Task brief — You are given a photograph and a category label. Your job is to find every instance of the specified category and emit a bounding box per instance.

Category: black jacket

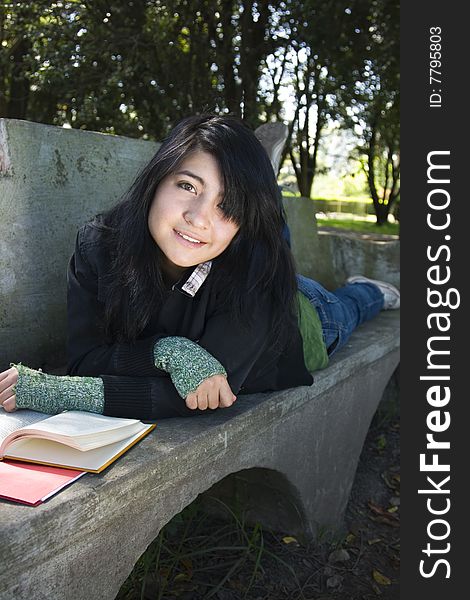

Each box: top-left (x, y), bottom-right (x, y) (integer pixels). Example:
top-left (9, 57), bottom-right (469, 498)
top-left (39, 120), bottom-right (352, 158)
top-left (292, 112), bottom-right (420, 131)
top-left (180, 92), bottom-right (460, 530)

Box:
top-left (67, 221), bottom-right (313, 420)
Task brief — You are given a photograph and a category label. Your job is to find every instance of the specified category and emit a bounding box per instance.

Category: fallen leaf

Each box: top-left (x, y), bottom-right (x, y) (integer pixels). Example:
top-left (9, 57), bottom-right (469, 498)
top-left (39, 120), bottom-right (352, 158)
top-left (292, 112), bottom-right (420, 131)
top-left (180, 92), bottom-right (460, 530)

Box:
top-left (368, 501), bottom-right (399, 523)
top-left (387, 506), bottom-right (398, 513)
top-left (345, 533), bottom-right (356, 544)
top-left (174, 573), bottom-right (189, 582)
top-left (368, 538), bottom-right (382, 545)
top-left (370, 516), bottom-right (400, 528)
top-left (282, 536), bottom-right (298, 544)
top-left (328, 548), bottom-right (350, 563)
top-left (373, 570), bottom-right (391, 586)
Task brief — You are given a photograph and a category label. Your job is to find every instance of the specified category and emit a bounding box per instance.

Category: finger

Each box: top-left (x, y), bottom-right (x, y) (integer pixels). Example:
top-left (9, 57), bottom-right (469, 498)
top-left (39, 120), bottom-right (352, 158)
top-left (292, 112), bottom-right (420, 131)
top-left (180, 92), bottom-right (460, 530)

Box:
top-left (0, 366), bottom-right (16, 382)
top-left (216, 377), bottom-right (236, 408)
top-left (207, 388), bottom-right (220, 410)
top-left (2, 396), bottom-right (16, 412)
top-left (185, 393), bottom-right (198, 410)
top-left (0, 382), bottom-right (17, 405)
top-left (197, 393), bottom-right (208, 411)
top-left (0, 368), bottom-right (17, 392)
top-left (219, 385), bottom-right (236, 408)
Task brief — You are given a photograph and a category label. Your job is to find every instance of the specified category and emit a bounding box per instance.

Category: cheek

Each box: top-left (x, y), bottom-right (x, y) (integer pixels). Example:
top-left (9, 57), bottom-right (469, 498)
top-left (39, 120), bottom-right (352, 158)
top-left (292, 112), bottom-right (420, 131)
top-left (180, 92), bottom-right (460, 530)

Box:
top-left (219, 223), bottom-right (239, 249)
top-left (148, 194), bottom-right (172, 231)
top-left (147, 203), bottom-right (159, 235)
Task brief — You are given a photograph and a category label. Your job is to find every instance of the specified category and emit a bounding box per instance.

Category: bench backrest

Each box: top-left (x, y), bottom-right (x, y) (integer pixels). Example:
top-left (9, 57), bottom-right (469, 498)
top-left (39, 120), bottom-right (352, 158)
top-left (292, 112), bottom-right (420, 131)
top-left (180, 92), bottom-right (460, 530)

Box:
top-left (1, 119), bottom-right (319, 368)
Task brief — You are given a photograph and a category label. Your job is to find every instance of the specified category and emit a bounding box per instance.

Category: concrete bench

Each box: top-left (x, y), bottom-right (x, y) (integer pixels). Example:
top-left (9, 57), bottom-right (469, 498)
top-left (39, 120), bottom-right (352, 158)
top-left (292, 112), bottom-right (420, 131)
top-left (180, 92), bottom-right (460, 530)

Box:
top-left (0, 311), bottom-right (399, 600)
top-left (0, 119), bottom-right (400, 599)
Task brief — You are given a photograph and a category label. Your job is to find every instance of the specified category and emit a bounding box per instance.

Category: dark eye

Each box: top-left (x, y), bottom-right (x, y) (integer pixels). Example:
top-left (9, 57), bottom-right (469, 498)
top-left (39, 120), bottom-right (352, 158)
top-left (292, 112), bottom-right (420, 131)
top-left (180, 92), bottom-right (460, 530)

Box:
top-left (178, 181), bottom-right (196, 193)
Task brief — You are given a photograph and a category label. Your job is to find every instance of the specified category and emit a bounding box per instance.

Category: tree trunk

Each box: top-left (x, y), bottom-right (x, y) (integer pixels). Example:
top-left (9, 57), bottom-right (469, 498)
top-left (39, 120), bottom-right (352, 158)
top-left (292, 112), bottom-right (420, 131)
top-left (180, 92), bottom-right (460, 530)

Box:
top-left (218, 0), bottom-right (240, 116)
top-left (7, 37), bottom-right (31, 119)
top-left (367, 121), bottom-right (390, 226)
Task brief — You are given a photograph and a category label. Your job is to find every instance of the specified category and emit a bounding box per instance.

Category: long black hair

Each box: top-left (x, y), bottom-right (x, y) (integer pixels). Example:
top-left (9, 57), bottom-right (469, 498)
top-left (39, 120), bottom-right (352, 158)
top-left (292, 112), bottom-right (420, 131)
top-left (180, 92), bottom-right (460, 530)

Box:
top-left (95, 114), bottom-right (299, 345)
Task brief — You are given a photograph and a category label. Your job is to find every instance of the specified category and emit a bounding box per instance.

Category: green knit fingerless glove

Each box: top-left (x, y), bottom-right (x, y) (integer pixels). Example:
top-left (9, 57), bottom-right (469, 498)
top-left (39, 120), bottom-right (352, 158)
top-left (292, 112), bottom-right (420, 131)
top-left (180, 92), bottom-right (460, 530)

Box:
top-left (12, 364), bottom-right (105, 415)
top-left (153, 337), bottom-right (227, 399)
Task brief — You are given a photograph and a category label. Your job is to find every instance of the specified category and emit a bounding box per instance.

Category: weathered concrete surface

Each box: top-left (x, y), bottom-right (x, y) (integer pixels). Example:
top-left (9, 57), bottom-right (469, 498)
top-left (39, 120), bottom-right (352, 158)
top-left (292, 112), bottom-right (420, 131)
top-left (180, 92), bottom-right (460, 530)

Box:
top-left (281, 195), bottom-right (323, 279)
top-left (282, 195), bottom-right (400, 289)
top-left (0, 119), bottom-right (159, 369)
top-left (316, 231), bottom-right (400, 290)
top-left (0, 312), bottom-right (399, 600)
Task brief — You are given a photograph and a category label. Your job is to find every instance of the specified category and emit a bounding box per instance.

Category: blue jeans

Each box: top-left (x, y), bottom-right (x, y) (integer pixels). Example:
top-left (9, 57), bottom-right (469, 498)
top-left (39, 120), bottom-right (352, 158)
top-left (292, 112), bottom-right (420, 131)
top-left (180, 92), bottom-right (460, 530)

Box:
top-left (296, 275), bottom-right (384, 357)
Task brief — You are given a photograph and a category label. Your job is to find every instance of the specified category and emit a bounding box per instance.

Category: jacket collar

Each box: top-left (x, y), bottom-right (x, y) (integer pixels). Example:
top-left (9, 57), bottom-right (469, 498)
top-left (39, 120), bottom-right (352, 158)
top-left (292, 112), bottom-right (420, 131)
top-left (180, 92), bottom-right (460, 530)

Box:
top-left (173, 261), bottom-right (213, 297)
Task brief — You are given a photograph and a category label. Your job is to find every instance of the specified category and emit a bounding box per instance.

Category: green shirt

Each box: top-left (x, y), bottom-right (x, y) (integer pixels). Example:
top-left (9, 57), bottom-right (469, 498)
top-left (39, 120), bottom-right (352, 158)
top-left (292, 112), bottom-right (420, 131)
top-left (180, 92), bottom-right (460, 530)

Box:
top-left (296, 291), bottom-right (329, 372)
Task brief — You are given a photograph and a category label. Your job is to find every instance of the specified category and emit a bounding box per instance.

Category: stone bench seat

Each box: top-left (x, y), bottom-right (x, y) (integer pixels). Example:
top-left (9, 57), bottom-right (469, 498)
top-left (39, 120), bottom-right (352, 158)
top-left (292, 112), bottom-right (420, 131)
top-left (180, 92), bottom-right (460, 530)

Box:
top-left (0, 311), bottom-right (399, 600)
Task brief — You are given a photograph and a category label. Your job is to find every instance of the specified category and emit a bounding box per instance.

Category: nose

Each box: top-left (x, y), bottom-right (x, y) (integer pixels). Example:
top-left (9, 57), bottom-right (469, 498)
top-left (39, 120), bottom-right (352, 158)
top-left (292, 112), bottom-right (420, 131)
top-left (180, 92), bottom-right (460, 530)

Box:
top-left (183, 195), bottom-right (212, 229)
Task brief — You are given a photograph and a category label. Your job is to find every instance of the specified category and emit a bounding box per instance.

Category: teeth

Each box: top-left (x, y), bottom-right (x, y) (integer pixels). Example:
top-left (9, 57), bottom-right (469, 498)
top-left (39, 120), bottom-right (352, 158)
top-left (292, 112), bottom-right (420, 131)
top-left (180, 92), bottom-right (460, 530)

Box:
top-left (177, 231), bottom-right (202, 243)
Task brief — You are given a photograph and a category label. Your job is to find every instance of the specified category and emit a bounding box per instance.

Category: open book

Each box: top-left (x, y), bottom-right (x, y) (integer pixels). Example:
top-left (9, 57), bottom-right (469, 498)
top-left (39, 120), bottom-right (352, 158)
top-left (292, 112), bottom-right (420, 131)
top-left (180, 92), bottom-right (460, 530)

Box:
top-left (0, 410), bottom-right (156, 473)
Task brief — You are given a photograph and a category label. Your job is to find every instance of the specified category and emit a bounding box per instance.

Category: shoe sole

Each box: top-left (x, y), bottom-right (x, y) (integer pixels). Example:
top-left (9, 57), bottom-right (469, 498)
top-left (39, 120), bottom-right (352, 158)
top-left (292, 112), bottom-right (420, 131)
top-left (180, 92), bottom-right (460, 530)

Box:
top-left (346, 275), bottom-right (400, 308)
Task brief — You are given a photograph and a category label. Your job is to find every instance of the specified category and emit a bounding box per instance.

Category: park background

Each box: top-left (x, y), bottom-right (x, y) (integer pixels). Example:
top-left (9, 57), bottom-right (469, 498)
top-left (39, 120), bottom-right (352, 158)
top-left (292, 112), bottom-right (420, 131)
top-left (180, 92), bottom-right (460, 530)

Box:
top-left (1, 1), bottom-right (400, 599)
top-left (1, 0), bottom-right (399, 232)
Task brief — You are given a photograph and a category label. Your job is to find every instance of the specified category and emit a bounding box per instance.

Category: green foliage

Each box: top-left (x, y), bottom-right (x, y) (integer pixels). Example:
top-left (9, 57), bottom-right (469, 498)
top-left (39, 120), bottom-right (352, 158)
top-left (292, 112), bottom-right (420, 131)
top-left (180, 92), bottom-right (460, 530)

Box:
top-left (1, 1), bottom-right (399, 210)
top-left (333, 0), bottom-right (400, 224)
top-left (1, 1), bottom-right (285, 136)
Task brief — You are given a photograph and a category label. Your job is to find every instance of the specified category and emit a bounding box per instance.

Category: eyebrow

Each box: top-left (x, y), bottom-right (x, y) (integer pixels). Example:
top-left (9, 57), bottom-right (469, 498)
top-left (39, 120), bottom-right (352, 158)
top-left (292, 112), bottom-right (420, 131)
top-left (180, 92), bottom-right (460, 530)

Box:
top-left (174, 170), bottom-right (205, 185)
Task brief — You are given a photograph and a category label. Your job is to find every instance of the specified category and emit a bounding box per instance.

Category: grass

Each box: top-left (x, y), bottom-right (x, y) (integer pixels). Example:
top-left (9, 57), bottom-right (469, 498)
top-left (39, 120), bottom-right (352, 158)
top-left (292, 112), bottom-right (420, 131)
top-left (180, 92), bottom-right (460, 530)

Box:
top-left (316, 216), bottom-right (399, 236)
top-left (116, 497), bottom-right (305, 600)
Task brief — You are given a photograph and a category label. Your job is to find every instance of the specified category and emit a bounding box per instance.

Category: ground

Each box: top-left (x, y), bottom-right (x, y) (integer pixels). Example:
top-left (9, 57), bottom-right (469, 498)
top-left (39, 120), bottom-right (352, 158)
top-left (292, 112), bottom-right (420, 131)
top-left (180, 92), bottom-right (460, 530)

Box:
top-left (117, 374), bottom-right (400, 600)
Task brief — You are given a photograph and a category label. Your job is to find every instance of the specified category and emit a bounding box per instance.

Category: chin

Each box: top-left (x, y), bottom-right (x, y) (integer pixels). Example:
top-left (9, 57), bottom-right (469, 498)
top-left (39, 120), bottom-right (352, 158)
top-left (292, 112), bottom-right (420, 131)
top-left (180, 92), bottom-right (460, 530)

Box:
top-left (172, 255), bottom-right (206, 268)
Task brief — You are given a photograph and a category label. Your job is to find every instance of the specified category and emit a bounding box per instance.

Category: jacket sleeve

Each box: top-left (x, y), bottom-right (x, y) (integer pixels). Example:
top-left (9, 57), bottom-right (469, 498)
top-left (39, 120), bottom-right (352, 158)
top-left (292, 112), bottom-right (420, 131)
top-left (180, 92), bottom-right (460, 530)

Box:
top-left (102, 289), bottom-right (277, 419)
top-left (101, 374), bottom-right (210, 420)
top-left (66, 229), bottom-right (164, 378)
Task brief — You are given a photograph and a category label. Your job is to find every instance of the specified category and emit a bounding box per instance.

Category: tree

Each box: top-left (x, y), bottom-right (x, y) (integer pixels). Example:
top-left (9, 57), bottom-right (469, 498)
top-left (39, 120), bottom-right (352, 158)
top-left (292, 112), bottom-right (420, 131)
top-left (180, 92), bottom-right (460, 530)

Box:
top-left (260, 0), bottom-right (371, 198)
top-left (335, 0), bottom-right (400, 225)
top-left (1, 1), bottom-right (283, 137)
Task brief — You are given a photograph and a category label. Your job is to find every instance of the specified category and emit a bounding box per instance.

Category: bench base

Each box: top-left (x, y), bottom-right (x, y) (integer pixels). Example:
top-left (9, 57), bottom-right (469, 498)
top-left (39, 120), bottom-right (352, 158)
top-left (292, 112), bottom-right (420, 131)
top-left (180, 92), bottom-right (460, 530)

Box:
top-left (0, 312), bottom-right (399, 600)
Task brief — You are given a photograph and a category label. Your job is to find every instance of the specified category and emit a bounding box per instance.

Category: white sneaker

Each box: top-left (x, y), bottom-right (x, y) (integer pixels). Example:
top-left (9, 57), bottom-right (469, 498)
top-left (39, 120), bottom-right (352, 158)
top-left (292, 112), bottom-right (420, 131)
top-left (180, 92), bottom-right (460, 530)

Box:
top-left (346, 275), bottom-right (400, 310)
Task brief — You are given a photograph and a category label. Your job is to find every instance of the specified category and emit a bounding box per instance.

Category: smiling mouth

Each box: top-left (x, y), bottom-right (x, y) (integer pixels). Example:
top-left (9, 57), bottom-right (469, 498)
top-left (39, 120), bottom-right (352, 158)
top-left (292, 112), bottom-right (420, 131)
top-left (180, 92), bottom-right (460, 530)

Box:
top-left (174, 230), bottom-right (207, 245)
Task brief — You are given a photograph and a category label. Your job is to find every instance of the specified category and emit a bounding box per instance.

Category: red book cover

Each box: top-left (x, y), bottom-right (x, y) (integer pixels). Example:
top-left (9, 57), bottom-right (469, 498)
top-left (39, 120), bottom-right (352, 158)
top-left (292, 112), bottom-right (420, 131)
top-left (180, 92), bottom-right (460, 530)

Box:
top-left (0, 460), bottom-right (85, 506)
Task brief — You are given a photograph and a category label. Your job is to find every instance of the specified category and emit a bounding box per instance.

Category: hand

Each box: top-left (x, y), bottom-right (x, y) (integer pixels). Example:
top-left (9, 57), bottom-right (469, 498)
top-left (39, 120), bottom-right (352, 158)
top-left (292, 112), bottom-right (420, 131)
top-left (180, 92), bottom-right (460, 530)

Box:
top-left (185, 374), bottom-right (236, 411)
top-left (0, 367), bottom-right (18, 412)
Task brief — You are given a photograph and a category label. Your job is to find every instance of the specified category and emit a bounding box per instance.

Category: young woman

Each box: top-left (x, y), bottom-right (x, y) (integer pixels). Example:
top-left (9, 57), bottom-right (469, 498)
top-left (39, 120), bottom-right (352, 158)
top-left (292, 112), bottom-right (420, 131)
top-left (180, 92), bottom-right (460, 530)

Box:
top-left (0, 114), bottom-right (399, 419)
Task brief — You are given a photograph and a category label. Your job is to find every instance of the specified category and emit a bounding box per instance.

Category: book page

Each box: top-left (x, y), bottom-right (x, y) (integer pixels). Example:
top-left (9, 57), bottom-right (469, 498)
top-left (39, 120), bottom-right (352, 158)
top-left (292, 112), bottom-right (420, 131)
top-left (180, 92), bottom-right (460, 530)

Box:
top-left (5, 424), bottom-right (155, 472)
top-left (0, 410), bottom-right (51, 446)
top-left (10, 411), bottom-right (146, 451)
top-left (22, 411), bottom-right (142, 438)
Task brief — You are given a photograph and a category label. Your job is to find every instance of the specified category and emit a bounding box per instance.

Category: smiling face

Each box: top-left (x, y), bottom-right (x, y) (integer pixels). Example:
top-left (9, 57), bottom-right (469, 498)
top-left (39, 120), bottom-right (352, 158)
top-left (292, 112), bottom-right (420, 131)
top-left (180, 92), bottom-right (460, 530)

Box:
top-left (148, 150), bottom-right (240, 283)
